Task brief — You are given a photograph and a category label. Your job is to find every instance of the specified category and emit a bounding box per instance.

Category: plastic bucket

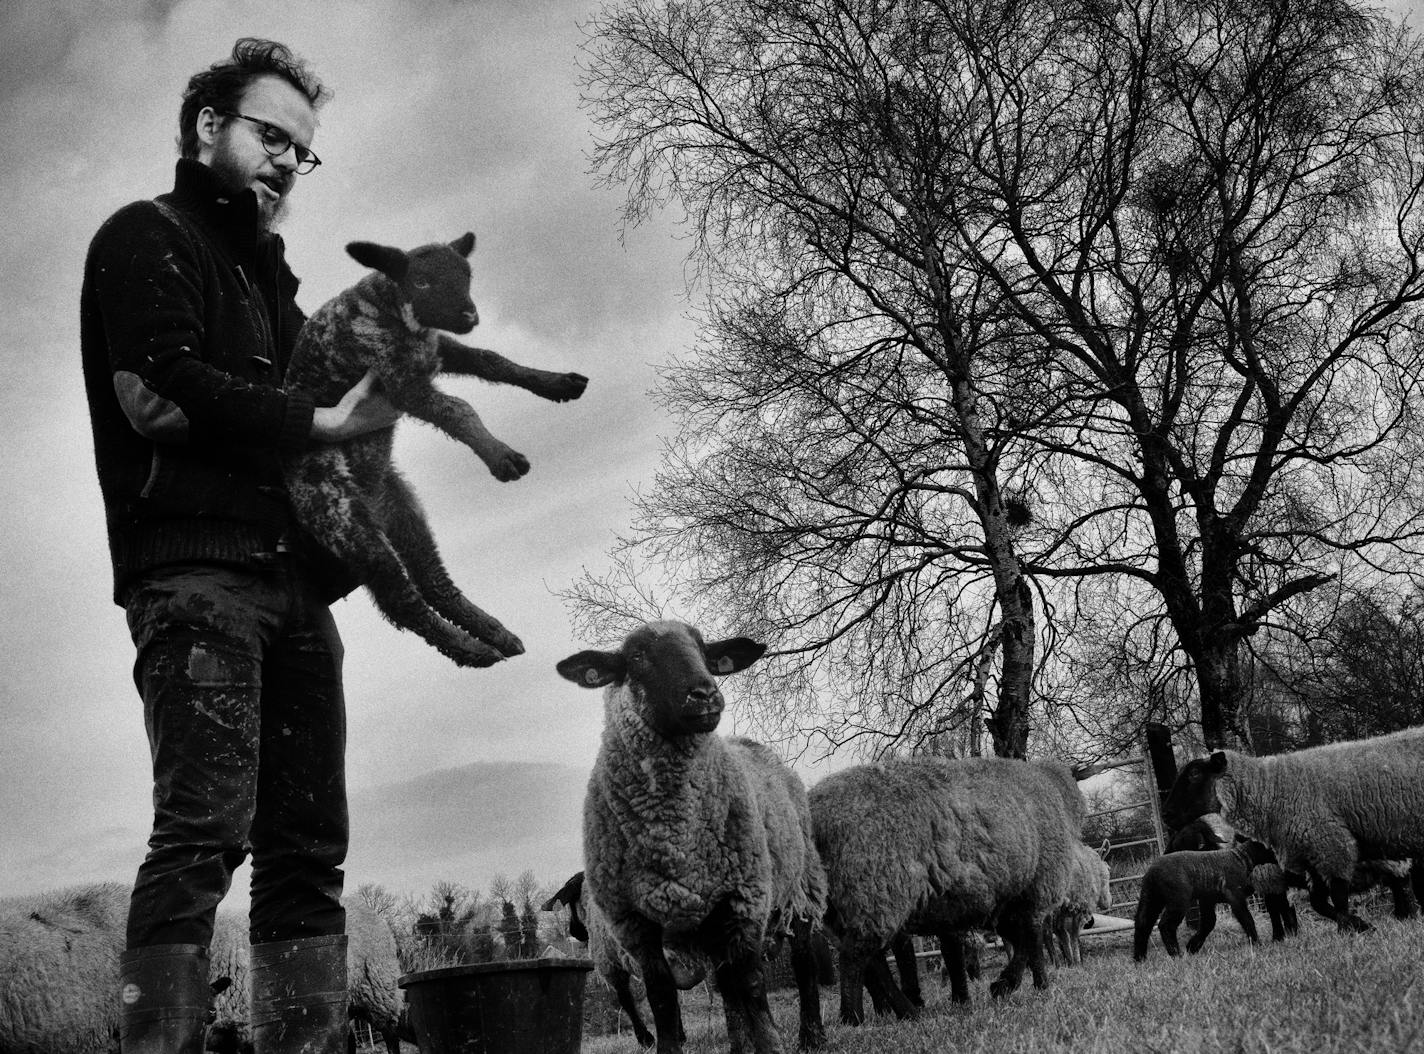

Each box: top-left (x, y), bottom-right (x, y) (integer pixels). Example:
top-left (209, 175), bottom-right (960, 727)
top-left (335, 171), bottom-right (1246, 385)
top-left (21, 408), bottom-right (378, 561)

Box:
top-left (398, 958), bottom-right (595, 1054)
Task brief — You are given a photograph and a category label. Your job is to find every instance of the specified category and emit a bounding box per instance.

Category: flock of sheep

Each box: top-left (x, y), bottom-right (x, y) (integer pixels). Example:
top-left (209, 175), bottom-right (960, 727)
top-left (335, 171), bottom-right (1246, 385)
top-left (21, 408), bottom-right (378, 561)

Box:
top-left (557, 620), bottom-right (1424, 1054)
top-left (6, 617), bottom-right (1424, 1054)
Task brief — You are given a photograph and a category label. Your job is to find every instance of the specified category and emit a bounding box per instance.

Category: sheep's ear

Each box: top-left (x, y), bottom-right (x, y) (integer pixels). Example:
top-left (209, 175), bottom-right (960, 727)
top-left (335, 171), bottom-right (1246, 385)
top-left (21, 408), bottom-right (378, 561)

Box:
top-left (704, 637), bottom-right (767, 676)
top-left (450, 231), bottom-right (476, 256)
top-left (1207, 751), bottom-right (1229, 774)
top-left (210, 976), bottom-right (232, 996)
top-left (557, 650), bottom-right (625, 688)
top-left (347, 241), bottom-right (410, 282)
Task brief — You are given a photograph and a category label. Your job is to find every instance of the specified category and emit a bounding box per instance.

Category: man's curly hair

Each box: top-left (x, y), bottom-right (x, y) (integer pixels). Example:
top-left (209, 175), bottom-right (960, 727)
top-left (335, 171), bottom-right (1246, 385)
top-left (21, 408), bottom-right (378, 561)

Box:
top-left (177, 38), bottom-right (330, 159)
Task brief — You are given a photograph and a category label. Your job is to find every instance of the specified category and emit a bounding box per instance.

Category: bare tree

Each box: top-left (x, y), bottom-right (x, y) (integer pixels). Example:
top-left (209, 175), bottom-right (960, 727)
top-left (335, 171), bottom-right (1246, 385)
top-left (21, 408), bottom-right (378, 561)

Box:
top-left (576, 0), bottom-right (1106, 758)
top-left (580, 0), bottom-right (1424, 754)
top-left (928, 0), bottom-right (1424, 745)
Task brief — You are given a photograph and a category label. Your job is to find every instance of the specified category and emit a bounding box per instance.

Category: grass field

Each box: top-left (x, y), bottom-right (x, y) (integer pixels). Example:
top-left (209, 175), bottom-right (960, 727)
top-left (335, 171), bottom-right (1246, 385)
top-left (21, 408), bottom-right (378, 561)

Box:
top-left (574, 904), bottom-right (1424, 1054)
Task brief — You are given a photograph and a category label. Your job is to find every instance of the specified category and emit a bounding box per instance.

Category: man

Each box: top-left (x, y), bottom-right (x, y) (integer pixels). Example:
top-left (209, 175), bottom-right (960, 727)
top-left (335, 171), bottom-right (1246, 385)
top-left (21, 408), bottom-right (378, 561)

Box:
top-left (80, 39), bottom-right (397, 1054)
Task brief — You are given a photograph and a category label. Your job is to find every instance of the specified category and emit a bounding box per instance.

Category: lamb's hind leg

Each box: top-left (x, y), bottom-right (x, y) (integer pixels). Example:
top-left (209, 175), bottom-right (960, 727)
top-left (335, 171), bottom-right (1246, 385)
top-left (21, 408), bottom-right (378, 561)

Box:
top-left (382, 472), bottom-right (523, 657)
top-left (289, 464), bottom-right (503, 668)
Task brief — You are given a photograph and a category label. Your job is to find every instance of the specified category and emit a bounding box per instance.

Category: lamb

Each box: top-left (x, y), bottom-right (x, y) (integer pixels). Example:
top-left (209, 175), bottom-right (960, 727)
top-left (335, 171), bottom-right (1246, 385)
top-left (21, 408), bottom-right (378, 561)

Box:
top-left (1133, 840), bottom-right (1277, 960)
top-left (808, 755), bottom-right (1085, 1025)
top-left (1166, 815), bottom-right (1301, 941)
top-left (1047, 842), bottom-right (1112, 967)
top-left (0, 882), bottom-right (130, 1054)
top-left (542, 871), bottom-right (705, 1048)
top-left (284, 231), bottom-right (587, 668)
top-left (205, 895), bottom-right (403, 1054)
top-left (557, 620), bottom-right (827, 1054)
top-left (1162, 727), bottom-right (1424, 931)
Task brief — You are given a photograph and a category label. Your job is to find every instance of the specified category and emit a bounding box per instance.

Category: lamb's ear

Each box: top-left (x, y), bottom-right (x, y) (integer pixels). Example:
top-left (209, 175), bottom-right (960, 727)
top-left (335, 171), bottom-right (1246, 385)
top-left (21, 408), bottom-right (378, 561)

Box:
top-left (557, 649), bottom-right (625, 688)
top-left (704, 637), bottom-right (767, 676)
top-left (1207, 751), bottom-right (1229, 774)
top-left (347, 241), bottom-right (410, 282)
top-left (450, 231), bottom-right (476, 256)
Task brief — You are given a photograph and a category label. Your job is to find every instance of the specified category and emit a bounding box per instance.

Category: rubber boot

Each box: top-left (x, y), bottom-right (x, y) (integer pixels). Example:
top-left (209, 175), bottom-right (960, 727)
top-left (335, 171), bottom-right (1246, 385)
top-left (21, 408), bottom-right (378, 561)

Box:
top-left (118, 943), bottom-right (211, 1054)
top-left (250, 934), bottom-right (349, 1054)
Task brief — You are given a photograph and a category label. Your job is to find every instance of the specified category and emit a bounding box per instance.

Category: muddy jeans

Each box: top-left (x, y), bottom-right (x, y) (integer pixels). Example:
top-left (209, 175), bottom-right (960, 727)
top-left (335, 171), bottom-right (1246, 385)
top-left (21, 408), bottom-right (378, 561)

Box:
top-left (122, 558), bottom-right (348, 950)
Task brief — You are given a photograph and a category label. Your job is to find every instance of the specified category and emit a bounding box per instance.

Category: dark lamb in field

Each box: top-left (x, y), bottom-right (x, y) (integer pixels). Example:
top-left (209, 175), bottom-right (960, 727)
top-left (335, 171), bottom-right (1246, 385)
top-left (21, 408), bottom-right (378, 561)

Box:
top-left (284, 231), bottom-right (587, 667)
top-left (1133, 840), bottom-right (1277, 960)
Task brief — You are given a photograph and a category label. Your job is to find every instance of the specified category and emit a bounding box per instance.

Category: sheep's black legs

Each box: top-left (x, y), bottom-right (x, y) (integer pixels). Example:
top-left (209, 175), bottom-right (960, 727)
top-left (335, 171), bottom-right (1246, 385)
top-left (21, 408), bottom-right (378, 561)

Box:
top-left (1224, 892), bottom-right (1260, 944)
top-left (286, 453), bottom-right (503, 667)
top-left (1380, 871), bottom-right (1418, 919)
top-left (607, 963), bottom-right (655, 1048)
top-left (1185, 898), bottom-right (1218, 953)
top-left (1308, 874), bottom-right (1372, 932)
top-left (989, 908), bottom-right (1043, 997)
top-left (1157, 908), bottom-right (1185, 956)
top-left (381, 472), bottom-right (523, 656)
top-left (628, 924), bottom-right (683, 1054)
top-left (890, 931), bottom-right (924, 1007)
top-left (860, 950), bottom-right (918, 1019)
top-left (1133, 890), bottom-right (1162, 961)
top-left (789, 918), bottom-right (826, 1049)
top-left (940, 930), bottom-right (971, 1004)
top-left (1263, 892), bottom-right (1297, 940)
top-left (394, 383), bottom-right (531, 482)
top-left (715, 957), bottom-right (781, 1054)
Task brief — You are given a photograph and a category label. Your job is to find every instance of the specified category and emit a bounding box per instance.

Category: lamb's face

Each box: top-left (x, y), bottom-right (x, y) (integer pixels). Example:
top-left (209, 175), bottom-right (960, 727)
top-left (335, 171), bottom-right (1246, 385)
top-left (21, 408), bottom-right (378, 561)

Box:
top-left (346, 231), bottom-right (479, 334)
top-left (404, 234), bottom-right (479, 334)
top-left (1162, 755), bottom-right (1226, 829)
top-left (557, 620), bottom-right (767, 737)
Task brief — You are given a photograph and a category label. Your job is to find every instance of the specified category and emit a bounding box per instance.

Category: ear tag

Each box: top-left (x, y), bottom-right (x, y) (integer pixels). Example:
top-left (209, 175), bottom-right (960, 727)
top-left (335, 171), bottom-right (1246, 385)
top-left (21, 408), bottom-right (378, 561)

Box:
top-left (716, 656), bottom-right (734, 674)
top-left (585, 669), bottom-right (602, 686)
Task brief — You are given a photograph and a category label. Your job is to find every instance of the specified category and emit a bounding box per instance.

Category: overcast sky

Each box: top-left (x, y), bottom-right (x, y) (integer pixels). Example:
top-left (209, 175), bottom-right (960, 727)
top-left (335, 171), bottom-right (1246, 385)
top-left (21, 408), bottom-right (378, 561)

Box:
top-left (0, 0), bottom-right (714, 903)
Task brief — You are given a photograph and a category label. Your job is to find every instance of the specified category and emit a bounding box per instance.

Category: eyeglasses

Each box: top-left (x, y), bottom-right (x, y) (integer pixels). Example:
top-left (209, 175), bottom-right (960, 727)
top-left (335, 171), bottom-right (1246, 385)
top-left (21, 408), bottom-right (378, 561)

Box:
top-left (220, 111), bottom-right (322, 174)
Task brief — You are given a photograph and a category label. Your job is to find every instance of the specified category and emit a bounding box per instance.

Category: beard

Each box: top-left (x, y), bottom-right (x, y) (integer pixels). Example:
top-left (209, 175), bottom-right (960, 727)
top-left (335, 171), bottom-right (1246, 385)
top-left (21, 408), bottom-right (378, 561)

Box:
top-left (204, 150), bottom-right (291, 232)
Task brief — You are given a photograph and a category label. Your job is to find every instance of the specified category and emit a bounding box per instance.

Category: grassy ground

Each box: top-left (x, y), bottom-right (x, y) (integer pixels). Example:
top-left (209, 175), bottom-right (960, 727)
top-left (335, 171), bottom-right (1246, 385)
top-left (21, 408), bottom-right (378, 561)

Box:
top-left (573, 903), bottom-right (1424, 1054)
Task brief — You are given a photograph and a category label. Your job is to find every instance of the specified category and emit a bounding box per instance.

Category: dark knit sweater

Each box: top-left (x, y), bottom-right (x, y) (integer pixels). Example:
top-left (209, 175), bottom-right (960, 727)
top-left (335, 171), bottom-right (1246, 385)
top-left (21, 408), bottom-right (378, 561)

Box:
top-left (81, 159), bottom-right (319, 603)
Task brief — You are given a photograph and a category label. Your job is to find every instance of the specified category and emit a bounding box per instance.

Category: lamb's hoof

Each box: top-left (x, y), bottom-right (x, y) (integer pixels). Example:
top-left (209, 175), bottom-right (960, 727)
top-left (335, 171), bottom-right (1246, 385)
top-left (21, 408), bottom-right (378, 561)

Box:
top-left (488, 627), bottom-right (525, 658)
top-left (539, 371), bottom-right (589, 402)
top-left (443, 637), bottom-right (506, 668)
top-left (489, 451), bottom-right (531, 482)
top-left (989, 977), bottom-right (1019, 999)
top-left (1341, 915), bottom-right (1373, 934)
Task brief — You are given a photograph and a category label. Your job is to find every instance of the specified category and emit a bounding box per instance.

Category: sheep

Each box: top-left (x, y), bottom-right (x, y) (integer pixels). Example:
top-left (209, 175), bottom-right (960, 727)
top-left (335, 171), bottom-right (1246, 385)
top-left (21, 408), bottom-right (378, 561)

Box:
top-left (1133, 839), bottom-right (1277, 959)
top-left (808, 755), bottom-right (1085, 1025)
top-left (205, 895), bottom-right (403, 1054)
top-left (1047, 842), bottom-right (1113, 967)
top-left (284, 231), bottom-right (587, 668)
top-left (1162, 727), bottom-right (1424, 932)
top-left (557, 620), bottom-right (827, 1054)
top-left (0, 882), bottom-right (130, 1054)
top-left (542, 871), bottom-right (705, 1048)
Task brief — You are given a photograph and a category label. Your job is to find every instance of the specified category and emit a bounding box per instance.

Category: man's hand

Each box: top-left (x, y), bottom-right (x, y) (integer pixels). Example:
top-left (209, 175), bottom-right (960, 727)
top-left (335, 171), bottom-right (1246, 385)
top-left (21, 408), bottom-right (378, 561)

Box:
top-left (310, 370), bottom-right (402, 441)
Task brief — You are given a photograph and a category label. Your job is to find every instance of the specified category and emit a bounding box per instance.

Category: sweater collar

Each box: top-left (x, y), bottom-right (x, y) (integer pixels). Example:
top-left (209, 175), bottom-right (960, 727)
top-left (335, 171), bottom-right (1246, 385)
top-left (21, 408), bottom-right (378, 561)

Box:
top-left (165, 158), bottom-right (266, 259)
top-left (164, 159), bottom-right (298, 297)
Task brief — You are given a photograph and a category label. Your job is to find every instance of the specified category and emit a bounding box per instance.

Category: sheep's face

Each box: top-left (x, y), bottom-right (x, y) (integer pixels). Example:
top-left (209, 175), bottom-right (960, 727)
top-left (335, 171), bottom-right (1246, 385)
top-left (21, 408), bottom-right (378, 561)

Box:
top-left (347, 231), bottom-right (480, 333)
top-left (557, 620), bottom-right (767, 737)
top-left (1161, 753), bottom-right (1228, 829)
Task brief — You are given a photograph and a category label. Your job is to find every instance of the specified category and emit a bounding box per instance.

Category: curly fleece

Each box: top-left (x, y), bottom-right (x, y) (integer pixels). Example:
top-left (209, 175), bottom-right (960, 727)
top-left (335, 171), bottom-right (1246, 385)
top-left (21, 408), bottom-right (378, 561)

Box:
top-left (809, 756), bottom-right (1083, 947)
top-left (1211, 727), bottom-right (1424, 884)
top-left (583, 688), bottom-right (825, 967)
top-left (0, 882), bottom-right (130, 1054)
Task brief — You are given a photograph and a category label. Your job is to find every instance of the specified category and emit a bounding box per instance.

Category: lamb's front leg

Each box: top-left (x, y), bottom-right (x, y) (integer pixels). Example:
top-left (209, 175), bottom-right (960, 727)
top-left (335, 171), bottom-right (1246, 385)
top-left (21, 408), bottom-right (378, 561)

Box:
top-left (397, 385), bottom-right (530, 481)
top-left (438, 336), bottom-right (589, 402)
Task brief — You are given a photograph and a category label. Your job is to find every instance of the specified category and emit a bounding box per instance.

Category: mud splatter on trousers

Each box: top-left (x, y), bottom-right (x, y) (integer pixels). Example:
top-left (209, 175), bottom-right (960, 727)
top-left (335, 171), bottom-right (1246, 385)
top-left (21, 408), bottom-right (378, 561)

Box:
top-left (122, 558), bottom-right (347, 949)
